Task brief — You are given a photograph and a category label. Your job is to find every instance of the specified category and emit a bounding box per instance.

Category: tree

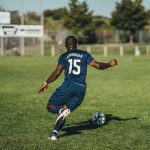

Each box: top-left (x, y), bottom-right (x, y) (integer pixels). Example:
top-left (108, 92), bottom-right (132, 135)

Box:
top-left (44, 8), bottom-right (67, 20)
top-left (11, 11), bottom-right (21, 24)
top-left (24, 11), bottom-right (40, 24)
top-left (111, 0), bottom-right (148, 43)
top-left (64, 0), bottom-right (96, 44)
top-left (147, 9), bottom-right (150, 18)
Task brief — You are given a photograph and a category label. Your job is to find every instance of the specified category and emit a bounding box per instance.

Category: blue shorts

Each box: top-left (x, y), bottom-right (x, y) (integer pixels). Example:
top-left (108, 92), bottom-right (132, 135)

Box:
top-left (47, 82), bottom-right (86, 114)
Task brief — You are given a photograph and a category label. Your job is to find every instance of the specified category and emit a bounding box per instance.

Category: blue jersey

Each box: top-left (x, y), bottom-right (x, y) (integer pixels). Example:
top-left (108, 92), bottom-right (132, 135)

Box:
top-left (58, 49), bottom-right (94, 85)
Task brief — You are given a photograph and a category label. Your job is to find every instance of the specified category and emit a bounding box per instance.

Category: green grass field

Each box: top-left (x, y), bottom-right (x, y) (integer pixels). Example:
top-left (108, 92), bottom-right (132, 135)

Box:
top-left (0, 55), bottom-right (150, 150)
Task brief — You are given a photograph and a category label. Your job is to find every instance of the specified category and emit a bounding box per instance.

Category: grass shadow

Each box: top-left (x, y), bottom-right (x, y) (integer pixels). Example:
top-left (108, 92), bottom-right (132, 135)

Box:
top-left (60, 114), bottom-right (138, 137)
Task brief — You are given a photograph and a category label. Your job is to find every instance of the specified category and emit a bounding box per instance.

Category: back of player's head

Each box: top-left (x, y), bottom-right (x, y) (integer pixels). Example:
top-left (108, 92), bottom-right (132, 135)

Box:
top-left (65, 35), bottom-right (77, 50)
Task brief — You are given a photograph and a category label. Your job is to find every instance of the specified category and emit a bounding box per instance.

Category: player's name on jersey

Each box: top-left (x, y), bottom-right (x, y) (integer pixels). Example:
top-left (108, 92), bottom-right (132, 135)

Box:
top-left (66, 53), bottom-right (83, 59)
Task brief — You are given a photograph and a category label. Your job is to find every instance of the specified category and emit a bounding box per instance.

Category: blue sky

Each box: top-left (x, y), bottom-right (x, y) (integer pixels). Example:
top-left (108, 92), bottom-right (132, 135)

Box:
top-left (1, 0), bottom-right (150, 17)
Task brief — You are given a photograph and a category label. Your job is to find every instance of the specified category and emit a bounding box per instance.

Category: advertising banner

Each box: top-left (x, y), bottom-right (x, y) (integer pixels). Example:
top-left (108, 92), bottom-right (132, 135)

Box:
top-left (0, 25), bottom-right (43, 37)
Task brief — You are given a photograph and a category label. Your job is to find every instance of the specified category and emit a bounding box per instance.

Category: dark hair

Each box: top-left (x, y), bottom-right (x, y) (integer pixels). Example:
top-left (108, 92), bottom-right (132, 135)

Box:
top-left (65, 35), bottom-right (77, 50)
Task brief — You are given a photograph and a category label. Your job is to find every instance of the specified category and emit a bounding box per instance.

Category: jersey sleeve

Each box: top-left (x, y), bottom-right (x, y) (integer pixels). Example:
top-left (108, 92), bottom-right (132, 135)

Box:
top-left (86, 52), bottom-right (94, 64)
top-left (58, 55), bottom-right (65, 65)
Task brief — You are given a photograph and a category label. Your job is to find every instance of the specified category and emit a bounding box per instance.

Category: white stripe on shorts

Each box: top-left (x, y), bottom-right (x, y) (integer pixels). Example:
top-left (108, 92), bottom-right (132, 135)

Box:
top-left (74, 83), bottom-right (86, 87)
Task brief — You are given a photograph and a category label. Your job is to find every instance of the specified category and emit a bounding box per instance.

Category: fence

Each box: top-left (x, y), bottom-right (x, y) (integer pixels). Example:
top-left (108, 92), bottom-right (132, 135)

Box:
top-left (47, 44), bottom-right (150, 56)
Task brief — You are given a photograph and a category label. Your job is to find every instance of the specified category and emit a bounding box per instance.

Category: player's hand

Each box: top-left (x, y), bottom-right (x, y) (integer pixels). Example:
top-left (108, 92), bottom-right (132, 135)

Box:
top-left (109, 59), bottom-right (118, 67)
top-left (38, 82), bottom-right (48, 93)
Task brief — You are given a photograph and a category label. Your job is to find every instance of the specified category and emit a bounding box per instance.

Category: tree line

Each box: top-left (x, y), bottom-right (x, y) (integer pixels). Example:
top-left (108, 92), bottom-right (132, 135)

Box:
top-left (1, 0), bottom-right (150, 44)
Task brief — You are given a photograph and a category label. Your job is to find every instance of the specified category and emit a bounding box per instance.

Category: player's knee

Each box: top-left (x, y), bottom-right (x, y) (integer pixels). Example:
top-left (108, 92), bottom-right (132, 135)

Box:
top-left (47, 102), bottom-right (57, 114)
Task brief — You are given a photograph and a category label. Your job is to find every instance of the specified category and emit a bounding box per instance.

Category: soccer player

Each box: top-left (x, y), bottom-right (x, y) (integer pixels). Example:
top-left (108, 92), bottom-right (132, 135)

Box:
top-left (38, 35), bottom-right (118, 140)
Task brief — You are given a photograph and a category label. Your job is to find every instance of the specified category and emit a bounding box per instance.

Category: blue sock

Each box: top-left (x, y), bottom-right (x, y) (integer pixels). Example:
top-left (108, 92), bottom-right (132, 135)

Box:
top-left (53, 119), bottom-right (66, 132)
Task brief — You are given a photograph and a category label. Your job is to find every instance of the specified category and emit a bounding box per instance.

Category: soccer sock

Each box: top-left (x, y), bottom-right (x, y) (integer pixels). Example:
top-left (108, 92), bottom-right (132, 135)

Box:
top-left (53, 119), bottom-right (66, 132)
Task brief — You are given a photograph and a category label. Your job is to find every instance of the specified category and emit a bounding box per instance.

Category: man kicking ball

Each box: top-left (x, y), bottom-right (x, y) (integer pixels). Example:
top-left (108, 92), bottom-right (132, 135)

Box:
top-left (38, 35), bottom-right (118, 140)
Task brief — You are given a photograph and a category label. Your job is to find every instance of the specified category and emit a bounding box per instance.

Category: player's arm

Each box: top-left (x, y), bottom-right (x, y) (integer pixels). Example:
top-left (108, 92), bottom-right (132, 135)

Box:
top-left (89, 59), bottom-right (118, 69)
top-left (38, 64), bottom-right (64, 93)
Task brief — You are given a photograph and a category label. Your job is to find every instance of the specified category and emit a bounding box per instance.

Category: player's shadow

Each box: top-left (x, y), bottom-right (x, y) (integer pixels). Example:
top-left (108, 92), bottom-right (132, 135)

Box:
top-left (60, 114), bottom-right (138, 137)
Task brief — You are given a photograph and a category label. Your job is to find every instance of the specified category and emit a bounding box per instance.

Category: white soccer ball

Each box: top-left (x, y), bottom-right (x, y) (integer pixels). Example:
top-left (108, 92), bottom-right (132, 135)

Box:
top-left (91, 112), bottom-right (106, 126)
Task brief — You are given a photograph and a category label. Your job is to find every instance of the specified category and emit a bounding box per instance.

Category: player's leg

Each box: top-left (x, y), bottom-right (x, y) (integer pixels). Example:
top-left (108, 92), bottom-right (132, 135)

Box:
top-left (49, 83), bottom-right (86, 140)
top-left (47, 100), bottom-right (66, 140)
top-left (55, 83), bottom-right (86, 122)
top-left (48, 119), bottom-right (66, 140)
top-left (49, 83), bottom-right (73, 123)
top-left (49, 105), bottom-right (70, 141)
top-left (54, 84), bottom-right (86, 130)
top-left (51, 99), bottom-right (83, 140)
top-left (47, 83), bottom-right (71, 140)
top-left (65, 83), bottom-right (86, 111)
top-left (47, 83), bottom-right (69, 114)
top-left (50, 85), bottom-right (86, 140)
top-left (65, 88), bottom-right (86, 112)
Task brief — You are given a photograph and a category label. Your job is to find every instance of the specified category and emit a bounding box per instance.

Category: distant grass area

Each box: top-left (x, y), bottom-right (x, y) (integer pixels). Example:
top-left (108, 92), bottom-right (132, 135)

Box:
top-left (0, 56), bottom-right (150, 150)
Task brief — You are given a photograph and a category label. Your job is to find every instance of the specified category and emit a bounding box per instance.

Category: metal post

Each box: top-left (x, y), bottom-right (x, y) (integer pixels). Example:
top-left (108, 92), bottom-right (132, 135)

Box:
top-left (40, 0), bottom-right (44, 56)
top-left (87, 46), bottom-right (91, 54)
top-left (51, 45), bottom-right (55, 56)
top-left (0, 37), bottom-right (4, 56)
top-left (139, 31), bottom-right (143, 43)
top-left (120, 45), bottom-right (124, 56)
top-left (103, 45), bottom-right (108, 56)
top-left (103, 30), bottom-right (107, 44)
top-left (115, 30), bottom-right (119, 43)
top-left (146, 45), bottom-right (150, 55)
top-left (21, 0), bottom-right (24, 56)
top-left (135, 46), bottom-right (140, 56)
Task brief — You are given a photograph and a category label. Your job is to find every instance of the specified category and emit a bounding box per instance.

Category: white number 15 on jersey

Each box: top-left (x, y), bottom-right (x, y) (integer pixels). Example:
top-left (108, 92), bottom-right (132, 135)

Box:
top-left (68, 59), bottom-right (81, 75)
